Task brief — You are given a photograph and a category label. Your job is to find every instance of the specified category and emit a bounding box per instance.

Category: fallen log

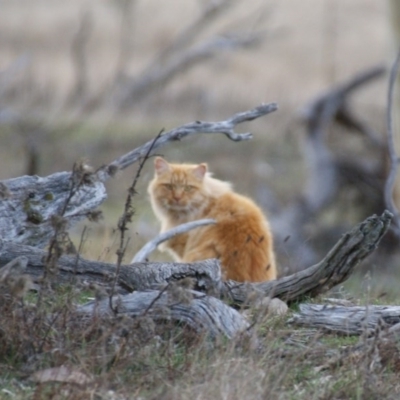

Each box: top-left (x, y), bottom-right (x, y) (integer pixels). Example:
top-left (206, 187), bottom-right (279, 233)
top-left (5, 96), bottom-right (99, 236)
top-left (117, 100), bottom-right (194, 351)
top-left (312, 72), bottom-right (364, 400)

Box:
top-left (0, 256), bottom-right (246, 339)
top-left (0, 172), bottom-right (107, 248)
top-left (291, 303), bottom-right (400, 335)
top-left (0, 239), bottom-right (221, 294)
top-left (0, 211), bottom-right (392, 304)
top-left (76, 289), bottom-right (249, 339)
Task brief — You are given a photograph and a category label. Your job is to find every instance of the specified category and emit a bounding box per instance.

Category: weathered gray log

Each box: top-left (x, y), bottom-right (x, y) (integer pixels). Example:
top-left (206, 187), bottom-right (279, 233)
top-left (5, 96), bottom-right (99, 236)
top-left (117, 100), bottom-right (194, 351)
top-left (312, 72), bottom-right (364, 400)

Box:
top-left (0, 211), bottom-right (391, 305)
top-left (77, 289), bottom-right (249, 339)
top-left (222, 211), bottom-right (392, 304)
top-left (0, 253), bottom-right (246, 339)
top-left (0, 239), bottom-right (221, 293)
top-left (0, 173), bottom-right (107, 248)
top-left (290, 303), bottom-right (400, 335)
top-left (0, 104), bottom-right (277, 248)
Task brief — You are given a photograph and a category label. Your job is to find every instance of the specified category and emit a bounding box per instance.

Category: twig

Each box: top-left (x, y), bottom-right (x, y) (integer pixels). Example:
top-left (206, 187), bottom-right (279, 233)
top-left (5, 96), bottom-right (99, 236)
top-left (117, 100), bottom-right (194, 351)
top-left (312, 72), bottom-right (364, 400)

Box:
top-left (131, 219), bottom-right (216, 263)
top-left (140, 284), bottom-right (170, 317)
top-left (109, 130), bottom-right (162, 313)
top-left (301, 65), bottom-right (386, 136)
top-left (384, 49), bottom-right (400, 236)
top-left (153, 0), bottom-right (231, 63)
top-left (98, 102), bottom-right (277, 181)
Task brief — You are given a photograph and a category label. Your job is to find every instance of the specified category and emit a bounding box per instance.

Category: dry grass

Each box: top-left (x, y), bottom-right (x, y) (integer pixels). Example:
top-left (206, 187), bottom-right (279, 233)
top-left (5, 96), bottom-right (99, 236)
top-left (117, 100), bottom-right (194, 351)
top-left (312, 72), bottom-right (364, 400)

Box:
top-left (2, 283), bottom-right (400, 399)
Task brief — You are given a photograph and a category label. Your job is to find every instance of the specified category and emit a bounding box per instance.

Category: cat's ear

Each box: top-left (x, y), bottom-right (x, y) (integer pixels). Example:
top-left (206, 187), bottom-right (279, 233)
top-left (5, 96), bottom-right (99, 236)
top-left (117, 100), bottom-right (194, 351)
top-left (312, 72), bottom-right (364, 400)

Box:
top-left (154, 157), bottom-right (170, 175)
top-left (192, 163), bottom-right (207, 180)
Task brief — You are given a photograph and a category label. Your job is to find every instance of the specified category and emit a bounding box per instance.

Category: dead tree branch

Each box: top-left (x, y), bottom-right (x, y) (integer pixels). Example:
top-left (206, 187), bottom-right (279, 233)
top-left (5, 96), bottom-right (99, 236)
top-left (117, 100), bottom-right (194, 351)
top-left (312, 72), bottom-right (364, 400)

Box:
top-left (131, 219), bottom-right (216, 263)
top-left (152, 0), bottom-right (232, 65)
top-left (97, 102), bottom-right (277, 181)
top-left (271, 66), bottom-right (387, 271)
top-left (300, 65), bottom-right (386, 212)
top-left (113, 0), bottom-right (263, 110)
top-left (116, 33), bottom-right (261, 109)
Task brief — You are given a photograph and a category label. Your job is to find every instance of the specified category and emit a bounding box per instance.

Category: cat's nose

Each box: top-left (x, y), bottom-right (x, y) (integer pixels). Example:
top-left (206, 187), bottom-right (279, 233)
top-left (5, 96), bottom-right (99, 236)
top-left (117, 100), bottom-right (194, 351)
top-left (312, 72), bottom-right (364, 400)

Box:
top-left (173, 191), bottom-right (183, 201)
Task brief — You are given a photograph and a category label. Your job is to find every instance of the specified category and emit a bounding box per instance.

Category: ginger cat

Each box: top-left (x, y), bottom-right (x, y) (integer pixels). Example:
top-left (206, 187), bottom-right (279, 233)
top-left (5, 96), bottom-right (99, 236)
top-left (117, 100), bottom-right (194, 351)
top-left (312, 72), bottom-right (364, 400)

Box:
top-left (148, 157), bottom-right (277, 282)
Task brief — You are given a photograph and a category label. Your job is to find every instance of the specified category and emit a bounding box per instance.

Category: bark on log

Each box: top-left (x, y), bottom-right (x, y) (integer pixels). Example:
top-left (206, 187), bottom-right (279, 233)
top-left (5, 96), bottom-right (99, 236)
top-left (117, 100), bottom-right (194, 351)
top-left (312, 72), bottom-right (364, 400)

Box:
top-left (76, 289), bottom-right (249, 339)
top-left (290, 303), bottom-right (400, 335)
top-left (0, 239), bottom-right (221, 293)
top-left (0, 172), bottom-right (107, 248)
top-left (0, 211), bottom-right (391, 305)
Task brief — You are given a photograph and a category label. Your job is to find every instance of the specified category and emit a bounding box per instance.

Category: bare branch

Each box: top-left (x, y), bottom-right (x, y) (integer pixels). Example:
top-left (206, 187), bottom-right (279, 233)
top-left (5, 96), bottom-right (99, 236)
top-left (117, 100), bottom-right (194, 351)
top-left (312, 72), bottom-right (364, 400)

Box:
top-left (384, 49), bottom-right (400, 235)
top-left (115, 33), bottom-right (263, 109)
top-left (97, 102), bottom-right (277, 181)
top-left (153, 0), bottom-right (232, 65)
top-left (301, 65), bottom-right (386, 136)
top-left (272, 66), bottom-right (387, 271)
top-left (300, 65), bottom-right (385, 212)
top-left (131, 219), bottom-right (216, 263)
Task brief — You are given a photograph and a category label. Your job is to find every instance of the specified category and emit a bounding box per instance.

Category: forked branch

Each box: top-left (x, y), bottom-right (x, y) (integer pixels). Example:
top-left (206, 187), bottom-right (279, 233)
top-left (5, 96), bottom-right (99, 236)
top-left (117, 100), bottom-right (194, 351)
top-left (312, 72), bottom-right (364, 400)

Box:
top-left (98, 103), bottom-right (278, 181)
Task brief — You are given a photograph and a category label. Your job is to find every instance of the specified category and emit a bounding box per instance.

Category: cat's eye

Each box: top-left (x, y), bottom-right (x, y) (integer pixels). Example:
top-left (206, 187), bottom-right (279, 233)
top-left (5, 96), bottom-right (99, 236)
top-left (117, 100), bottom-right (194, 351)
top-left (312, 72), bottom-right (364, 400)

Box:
top-left (184, 185), bottom-right (194, 192)
top-left (164, 184), bottom-right (174, 190)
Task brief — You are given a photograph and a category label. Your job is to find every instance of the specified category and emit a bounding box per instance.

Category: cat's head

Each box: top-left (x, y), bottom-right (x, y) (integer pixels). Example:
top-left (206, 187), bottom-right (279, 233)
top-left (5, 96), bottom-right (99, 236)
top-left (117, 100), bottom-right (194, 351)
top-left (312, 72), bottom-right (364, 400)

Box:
top-left (148, 157), bottom-right (208, 214)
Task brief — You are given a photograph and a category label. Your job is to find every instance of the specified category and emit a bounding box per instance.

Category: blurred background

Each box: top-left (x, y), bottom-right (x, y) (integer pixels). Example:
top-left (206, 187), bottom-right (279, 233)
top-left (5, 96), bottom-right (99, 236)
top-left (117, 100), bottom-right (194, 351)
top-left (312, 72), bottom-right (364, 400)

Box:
top-left (0, 0), bottom-right (398, 297)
